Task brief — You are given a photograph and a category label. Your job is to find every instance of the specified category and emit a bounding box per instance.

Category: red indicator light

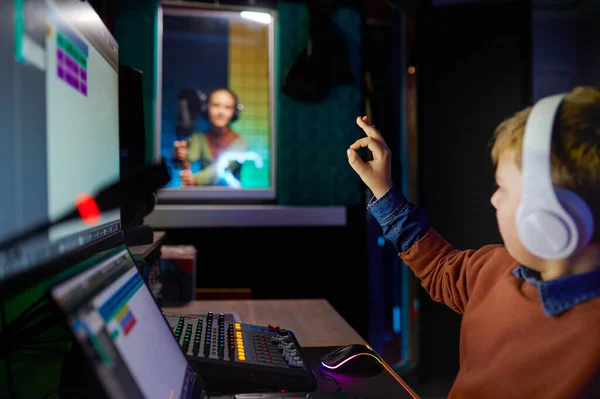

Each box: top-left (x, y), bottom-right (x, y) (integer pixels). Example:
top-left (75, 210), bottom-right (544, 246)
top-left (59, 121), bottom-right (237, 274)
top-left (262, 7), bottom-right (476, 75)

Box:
top-left (75, 194), bottom-right (101, 224)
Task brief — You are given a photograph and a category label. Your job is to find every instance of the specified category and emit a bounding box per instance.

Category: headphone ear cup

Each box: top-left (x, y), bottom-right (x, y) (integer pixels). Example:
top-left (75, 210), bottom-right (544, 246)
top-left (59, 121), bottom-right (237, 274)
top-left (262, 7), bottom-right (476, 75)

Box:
top-left (517, 205), bottom-right (573, 259)
top-left (231, 101), bottom-right (243, 123)
top-left (554, 187), bottom-right (595, 252)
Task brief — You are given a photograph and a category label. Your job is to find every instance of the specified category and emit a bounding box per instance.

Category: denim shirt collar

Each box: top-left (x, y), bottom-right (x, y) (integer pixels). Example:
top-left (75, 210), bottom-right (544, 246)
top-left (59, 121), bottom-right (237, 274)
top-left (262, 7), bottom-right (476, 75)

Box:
top-left (513, 265), bottom-right (600, 316)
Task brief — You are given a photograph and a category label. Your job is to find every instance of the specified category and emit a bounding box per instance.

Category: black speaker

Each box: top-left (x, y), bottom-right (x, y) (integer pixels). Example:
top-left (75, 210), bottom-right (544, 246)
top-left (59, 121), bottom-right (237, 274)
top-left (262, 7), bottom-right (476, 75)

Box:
top-left (118, 64), bottom-right (155, 245)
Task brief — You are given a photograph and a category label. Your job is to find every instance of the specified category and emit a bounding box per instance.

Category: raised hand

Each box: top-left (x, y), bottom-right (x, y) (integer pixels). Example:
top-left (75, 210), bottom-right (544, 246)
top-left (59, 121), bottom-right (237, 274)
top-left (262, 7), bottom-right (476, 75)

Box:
top-left (179, 169), bottom-right (195, 186)
top-left (347, 116), bottom-right (392, 199)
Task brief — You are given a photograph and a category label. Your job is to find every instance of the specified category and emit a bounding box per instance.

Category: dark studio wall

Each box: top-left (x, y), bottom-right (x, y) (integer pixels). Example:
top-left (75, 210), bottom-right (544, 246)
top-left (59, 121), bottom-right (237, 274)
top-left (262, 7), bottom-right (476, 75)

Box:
top-left (416, 0), bottom-right (532, 379)
top-left (532, 0), bottom-right (600, 100)
top-left (276, 3), bottom-right (364, 206)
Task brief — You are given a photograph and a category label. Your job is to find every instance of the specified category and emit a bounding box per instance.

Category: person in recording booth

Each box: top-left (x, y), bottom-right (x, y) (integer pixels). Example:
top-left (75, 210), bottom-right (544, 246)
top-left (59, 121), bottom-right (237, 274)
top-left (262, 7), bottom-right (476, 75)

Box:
top-left (173, 88), bottom-right (249, 186)
top-left (348, 87), bottom-right (600, 398)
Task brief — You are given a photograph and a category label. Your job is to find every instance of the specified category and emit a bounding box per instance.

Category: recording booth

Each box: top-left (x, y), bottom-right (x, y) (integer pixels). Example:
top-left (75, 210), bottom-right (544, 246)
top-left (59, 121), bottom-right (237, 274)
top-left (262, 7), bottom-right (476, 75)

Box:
top-left (0, 1), bottom-right (418, 399)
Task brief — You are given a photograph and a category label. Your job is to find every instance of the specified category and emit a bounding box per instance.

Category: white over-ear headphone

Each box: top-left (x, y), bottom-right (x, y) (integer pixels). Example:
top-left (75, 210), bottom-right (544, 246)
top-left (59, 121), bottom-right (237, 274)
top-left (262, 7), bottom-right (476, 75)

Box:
top-left (516, 94), bottom-right (595, 260)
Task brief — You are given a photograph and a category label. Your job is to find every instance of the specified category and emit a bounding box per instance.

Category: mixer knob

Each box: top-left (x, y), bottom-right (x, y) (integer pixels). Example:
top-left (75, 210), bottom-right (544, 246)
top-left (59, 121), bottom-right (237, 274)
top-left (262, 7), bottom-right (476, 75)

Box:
top-left (276, 329), bottom-right (288, 336)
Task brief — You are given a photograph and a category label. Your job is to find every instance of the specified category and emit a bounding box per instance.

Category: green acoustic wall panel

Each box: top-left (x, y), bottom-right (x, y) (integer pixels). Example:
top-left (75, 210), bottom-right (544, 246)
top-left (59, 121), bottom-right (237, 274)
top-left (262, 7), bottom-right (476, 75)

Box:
top-left (276, 3), bottom-right (363, 206)
top-left (114, 0), bottom-right (159, 165)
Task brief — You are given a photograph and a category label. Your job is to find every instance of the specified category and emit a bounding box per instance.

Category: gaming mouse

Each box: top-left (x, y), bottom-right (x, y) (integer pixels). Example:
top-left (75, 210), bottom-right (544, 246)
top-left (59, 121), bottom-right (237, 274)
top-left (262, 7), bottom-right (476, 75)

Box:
top-left (320, 344), bottom-right (383, 373)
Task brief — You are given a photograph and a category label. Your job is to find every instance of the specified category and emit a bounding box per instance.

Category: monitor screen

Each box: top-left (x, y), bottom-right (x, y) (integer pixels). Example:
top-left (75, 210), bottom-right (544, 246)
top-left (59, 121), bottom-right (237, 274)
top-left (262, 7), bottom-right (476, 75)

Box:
top-left (50, 245), bottom-right (195, 399)
top-left (155, 3), bottom-right (276, 202)
top-left (0, 0), bottom-right (121, 284)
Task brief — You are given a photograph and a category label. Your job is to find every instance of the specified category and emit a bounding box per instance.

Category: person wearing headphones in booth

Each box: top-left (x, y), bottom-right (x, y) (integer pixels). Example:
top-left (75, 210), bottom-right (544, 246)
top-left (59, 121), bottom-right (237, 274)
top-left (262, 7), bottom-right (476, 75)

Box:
top-left (348, 87), bottom-right (600, 398)
top-left (174, 88), bottom-right (249, 186)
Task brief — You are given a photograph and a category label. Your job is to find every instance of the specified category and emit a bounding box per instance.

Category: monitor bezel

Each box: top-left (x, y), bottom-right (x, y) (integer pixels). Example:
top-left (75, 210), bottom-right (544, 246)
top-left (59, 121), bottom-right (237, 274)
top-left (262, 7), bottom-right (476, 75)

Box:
top-left (0, 0), bottom-right (123, 295)
top-left (155, 1), bottom-right (278, 203)
top-left (0, 230), bottom-right (124, 297)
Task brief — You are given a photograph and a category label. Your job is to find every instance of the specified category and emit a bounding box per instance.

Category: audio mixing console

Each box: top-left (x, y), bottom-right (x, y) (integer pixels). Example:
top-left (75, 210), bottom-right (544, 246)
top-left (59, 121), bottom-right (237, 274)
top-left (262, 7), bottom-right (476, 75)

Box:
top-left (163, 311), bottom-right (317, 393)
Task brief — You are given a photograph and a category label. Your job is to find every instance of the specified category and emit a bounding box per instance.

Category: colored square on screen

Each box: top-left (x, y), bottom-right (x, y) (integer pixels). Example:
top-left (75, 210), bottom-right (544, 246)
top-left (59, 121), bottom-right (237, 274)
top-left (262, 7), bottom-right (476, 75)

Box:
top-left (66, 72), bottom-right (78, 89)
top-left (57, 65), bottom-right (65, 80)
top-left (121, 311), bottom-right (133, 327)
top-left (81, 84), bottom-right (87, 96)
top-left (66, 56), bottom-right (77, 73)
top-left (80, 69), bottom-right (87, 80)
top-left (123, 317), bottom-right (136, 335)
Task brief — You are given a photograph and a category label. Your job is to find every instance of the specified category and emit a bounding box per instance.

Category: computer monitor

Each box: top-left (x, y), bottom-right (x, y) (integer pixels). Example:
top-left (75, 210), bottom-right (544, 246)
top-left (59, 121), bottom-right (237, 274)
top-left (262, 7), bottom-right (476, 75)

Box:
top-left (50, 245), bottom-right (199, 398)
top-left (155, 3), bottom-right (277, 203)
top-left (0, 0), bottom-right (121, 289)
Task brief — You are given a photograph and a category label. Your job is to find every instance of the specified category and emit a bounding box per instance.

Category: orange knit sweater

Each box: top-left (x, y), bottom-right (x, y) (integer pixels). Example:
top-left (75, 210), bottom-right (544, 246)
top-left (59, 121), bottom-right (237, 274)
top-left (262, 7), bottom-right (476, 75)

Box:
top-left (401, 228), bottom-right (600, 398)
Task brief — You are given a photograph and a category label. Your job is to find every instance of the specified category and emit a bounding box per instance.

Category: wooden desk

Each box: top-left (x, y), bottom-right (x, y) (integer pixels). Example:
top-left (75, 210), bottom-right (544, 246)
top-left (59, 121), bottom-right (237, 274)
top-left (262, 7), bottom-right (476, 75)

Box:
top-left (164, 299), bottom-right (420, 398)
top-left (163, 299), bottom-right (366, 347)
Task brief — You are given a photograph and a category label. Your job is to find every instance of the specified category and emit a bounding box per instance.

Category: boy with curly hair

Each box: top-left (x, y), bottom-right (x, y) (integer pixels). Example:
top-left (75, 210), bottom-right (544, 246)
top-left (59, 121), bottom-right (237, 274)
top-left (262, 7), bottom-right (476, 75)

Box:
top-left (348, 87), bottom-right (600, 398)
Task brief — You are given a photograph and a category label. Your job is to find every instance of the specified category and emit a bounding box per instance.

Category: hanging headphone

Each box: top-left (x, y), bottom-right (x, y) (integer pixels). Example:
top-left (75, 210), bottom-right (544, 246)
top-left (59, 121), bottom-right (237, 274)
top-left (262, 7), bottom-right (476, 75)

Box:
top-left (199, 88), bottom-right (244, 123)
top-left (516, 94), bottom-right (595, 260)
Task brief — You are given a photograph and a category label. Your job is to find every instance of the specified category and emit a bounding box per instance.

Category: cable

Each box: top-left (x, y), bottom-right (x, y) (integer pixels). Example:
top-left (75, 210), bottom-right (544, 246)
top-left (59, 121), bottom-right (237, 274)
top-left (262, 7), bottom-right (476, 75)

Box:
top-left (315, 367), bottom-right (341, 392)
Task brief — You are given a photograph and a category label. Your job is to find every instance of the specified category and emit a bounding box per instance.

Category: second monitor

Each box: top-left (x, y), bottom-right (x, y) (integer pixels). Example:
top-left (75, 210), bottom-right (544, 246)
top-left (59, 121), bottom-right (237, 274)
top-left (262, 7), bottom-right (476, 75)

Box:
top-left (156, 3), bottom-right (277, 203)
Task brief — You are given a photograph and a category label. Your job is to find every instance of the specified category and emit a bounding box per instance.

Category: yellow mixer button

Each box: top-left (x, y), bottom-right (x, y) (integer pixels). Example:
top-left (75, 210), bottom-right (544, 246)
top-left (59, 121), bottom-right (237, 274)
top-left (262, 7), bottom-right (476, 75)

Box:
top-left (238, 355), bottom-right (246, 361)
top-left (235, 323), bottom-right (241, 331)
top-left (236, 332), bottom-right (242, 338)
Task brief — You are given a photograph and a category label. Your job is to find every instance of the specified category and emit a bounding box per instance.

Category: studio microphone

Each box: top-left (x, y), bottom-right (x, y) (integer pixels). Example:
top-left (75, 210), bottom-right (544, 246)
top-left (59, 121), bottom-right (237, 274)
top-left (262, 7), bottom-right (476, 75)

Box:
top-left (0, 159), bottom-right (171, 253)
top-left (175, 88), bottom-right (204, 170)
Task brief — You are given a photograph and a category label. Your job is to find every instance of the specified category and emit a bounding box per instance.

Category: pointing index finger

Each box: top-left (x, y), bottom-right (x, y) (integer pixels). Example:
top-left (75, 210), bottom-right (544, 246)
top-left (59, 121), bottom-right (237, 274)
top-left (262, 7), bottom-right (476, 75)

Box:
top-left (356, 116), bottom-right (384, 141)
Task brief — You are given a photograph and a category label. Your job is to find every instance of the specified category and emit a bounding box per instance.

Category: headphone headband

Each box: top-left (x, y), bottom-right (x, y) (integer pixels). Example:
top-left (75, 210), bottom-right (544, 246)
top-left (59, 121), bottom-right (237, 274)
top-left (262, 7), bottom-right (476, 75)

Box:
top-left (520, 94), bottom-right (566, 208)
